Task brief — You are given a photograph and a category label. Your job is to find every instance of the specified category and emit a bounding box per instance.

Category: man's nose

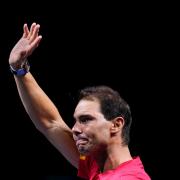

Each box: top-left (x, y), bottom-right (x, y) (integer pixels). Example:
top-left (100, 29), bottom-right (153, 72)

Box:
top-left (72, 121), bottom-right (82, 137)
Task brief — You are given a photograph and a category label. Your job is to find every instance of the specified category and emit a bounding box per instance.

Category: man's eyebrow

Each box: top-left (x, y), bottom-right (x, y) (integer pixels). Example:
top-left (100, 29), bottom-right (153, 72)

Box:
top-left (74, 114), bottom-right (93, 121)
top-left (80, 114), bottom-right (93, 119)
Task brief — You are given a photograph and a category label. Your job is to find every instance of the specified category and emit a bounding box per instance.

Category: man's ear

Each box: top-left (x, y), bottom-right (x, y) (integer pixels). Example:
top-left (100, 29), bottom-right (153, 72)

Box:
top-left (110, 117), bottom-right (124, 134)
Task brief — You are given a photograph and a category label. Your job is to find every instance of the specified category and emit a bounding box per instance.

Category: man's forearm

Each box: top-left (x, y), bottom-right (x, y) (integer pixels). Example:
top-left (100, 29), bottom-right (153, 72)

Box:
top-left (14, 72), bottom-right (64, 132)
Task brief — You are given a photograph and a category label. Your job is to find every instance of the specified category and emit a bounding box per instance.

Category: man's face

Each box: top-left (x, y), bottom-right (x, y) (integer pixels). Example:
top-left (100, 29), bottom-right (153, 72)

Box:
top-left (72, 99), bottom-right (112, 155)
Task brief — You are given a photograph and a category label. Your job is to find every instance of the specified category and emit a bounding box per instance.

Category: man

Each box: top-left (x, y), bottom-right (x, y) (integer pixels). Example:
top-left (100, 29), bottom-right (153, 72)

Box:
top-left (9, 23), bottom-right (151, 180)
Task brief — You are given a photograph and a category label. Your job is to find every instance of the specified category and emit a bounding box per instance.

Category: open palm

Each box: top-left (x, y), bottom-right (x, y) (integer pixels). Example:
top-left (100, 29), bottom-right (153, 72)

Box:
top-left (9, 23), bottom-right (42, 68)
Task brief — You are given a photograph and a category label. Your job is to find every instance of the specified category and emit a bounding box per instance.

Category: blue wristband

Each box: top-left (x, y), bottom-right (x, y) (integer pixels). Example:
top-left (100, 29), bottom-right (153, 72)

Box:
top-left (10, 61), bottom-right (30, 76)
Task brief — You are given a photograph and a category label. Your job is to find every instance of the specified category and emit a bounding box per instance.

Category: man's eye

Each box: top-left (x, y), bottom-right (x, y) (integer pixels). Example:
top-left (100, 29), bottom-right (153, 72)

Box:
top-left (80, 117), bottom-right (93, 123)
top-left (81, 118), bottom-right (89, 123)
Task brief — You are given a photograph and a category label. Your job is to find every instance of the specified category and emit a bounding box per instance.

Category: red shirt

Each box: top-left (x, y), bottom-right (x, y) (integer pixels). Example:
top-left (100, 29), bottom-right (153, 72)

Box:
top-left (78, 156), bottom-right (151, 180)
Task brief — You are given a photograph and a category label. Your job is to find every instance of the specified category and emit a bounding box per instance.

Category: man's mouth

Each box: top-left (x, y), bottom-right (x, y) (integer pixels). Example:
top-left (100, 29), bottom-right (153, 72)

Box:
top-left (76, 138), bottom-right (88, 147)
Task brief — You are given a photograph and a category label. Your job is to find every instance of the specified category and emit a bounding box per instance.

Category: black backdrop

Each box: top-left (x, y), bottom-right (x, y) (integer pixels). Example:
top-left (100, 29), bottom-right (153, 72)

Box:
top-left (0, 10), bottom-right (177, 180)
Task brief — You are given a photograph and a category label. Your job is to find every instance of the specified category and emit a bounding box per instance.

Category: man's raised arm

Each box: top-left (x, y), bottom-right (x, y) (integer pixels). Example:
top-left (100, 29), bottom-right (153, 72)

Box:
top-left (9, 23), bottom-right (79, 168)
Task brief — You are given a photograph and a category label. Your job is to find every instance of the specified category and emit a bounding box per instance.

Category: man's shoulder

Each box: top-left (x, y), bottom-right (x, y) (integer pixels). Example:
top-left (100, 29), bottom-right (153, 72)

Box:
top-left (115, 157), bottom-right (151, 180)
top-left (100, 157), bottom-right (151, 180)
top-left (120, 173), bottom-right (151, 180)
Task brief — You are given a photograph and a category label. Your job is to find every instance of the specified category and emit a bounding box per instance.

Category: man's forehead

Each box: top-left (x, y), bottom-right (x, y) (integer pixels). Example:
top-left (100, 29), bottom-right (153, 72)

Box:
top-left (73, 99), bottom-right (100, 118)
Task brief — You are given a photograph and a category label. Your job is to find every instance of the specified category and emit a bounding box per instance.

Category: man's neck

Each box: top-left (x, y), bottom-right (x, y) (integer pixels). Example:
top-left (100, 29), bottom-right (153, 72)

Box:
top-left (93, 142), bottom-right (132, 172)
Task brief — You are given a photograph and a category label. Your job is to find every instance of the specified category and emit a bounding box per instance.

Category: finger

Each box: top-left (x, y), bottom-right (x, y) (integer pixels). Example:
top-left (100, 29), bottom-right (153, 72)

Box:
top-left (23, 24), bottom-right (29, 38)
top-left (29, 24), bottom-right (40, 44)
top-left (28, 35), bottom-right (42, 55)
top-left (27, 22), bottom-right (36, 39)
top-left (32, 35), bottom-right (42, 47)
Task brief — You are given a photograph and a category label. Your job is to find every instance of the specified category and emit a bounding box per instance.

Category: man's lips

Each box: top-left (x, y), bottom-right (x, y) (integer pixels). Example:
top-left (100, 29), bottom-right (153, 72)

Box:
top-left (76, 138), bottom-right (88, 147)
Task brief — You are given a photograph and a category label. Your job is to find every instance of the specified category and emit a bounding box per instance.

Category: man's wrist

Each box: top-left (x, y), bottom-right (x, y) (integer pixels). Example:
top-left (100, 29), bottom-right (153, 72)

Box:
top-left (10, 60), bottom-right (30, 76)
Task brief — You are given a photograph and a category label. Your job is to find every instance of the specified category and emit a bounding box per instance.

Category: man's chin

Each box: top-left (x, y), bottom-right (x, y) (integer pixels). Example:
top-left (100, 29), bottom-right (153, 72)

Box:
top-left (78, 146), bottom-right (91, 155)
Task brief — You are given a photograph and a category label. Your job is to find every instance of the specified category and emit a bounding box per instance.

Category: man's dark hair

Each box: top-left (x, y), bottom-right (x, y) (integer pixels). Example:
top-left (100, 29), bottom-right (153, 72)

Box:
top-left (78, 85), bottom-right (132, 145)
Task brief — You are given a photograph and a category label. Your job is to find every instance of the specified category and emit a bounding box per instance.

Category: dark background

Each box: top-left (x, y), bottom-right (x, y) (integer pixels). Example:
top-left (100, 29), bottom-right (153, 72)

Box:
top-left (0, 6), bottom-right (178, 180)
